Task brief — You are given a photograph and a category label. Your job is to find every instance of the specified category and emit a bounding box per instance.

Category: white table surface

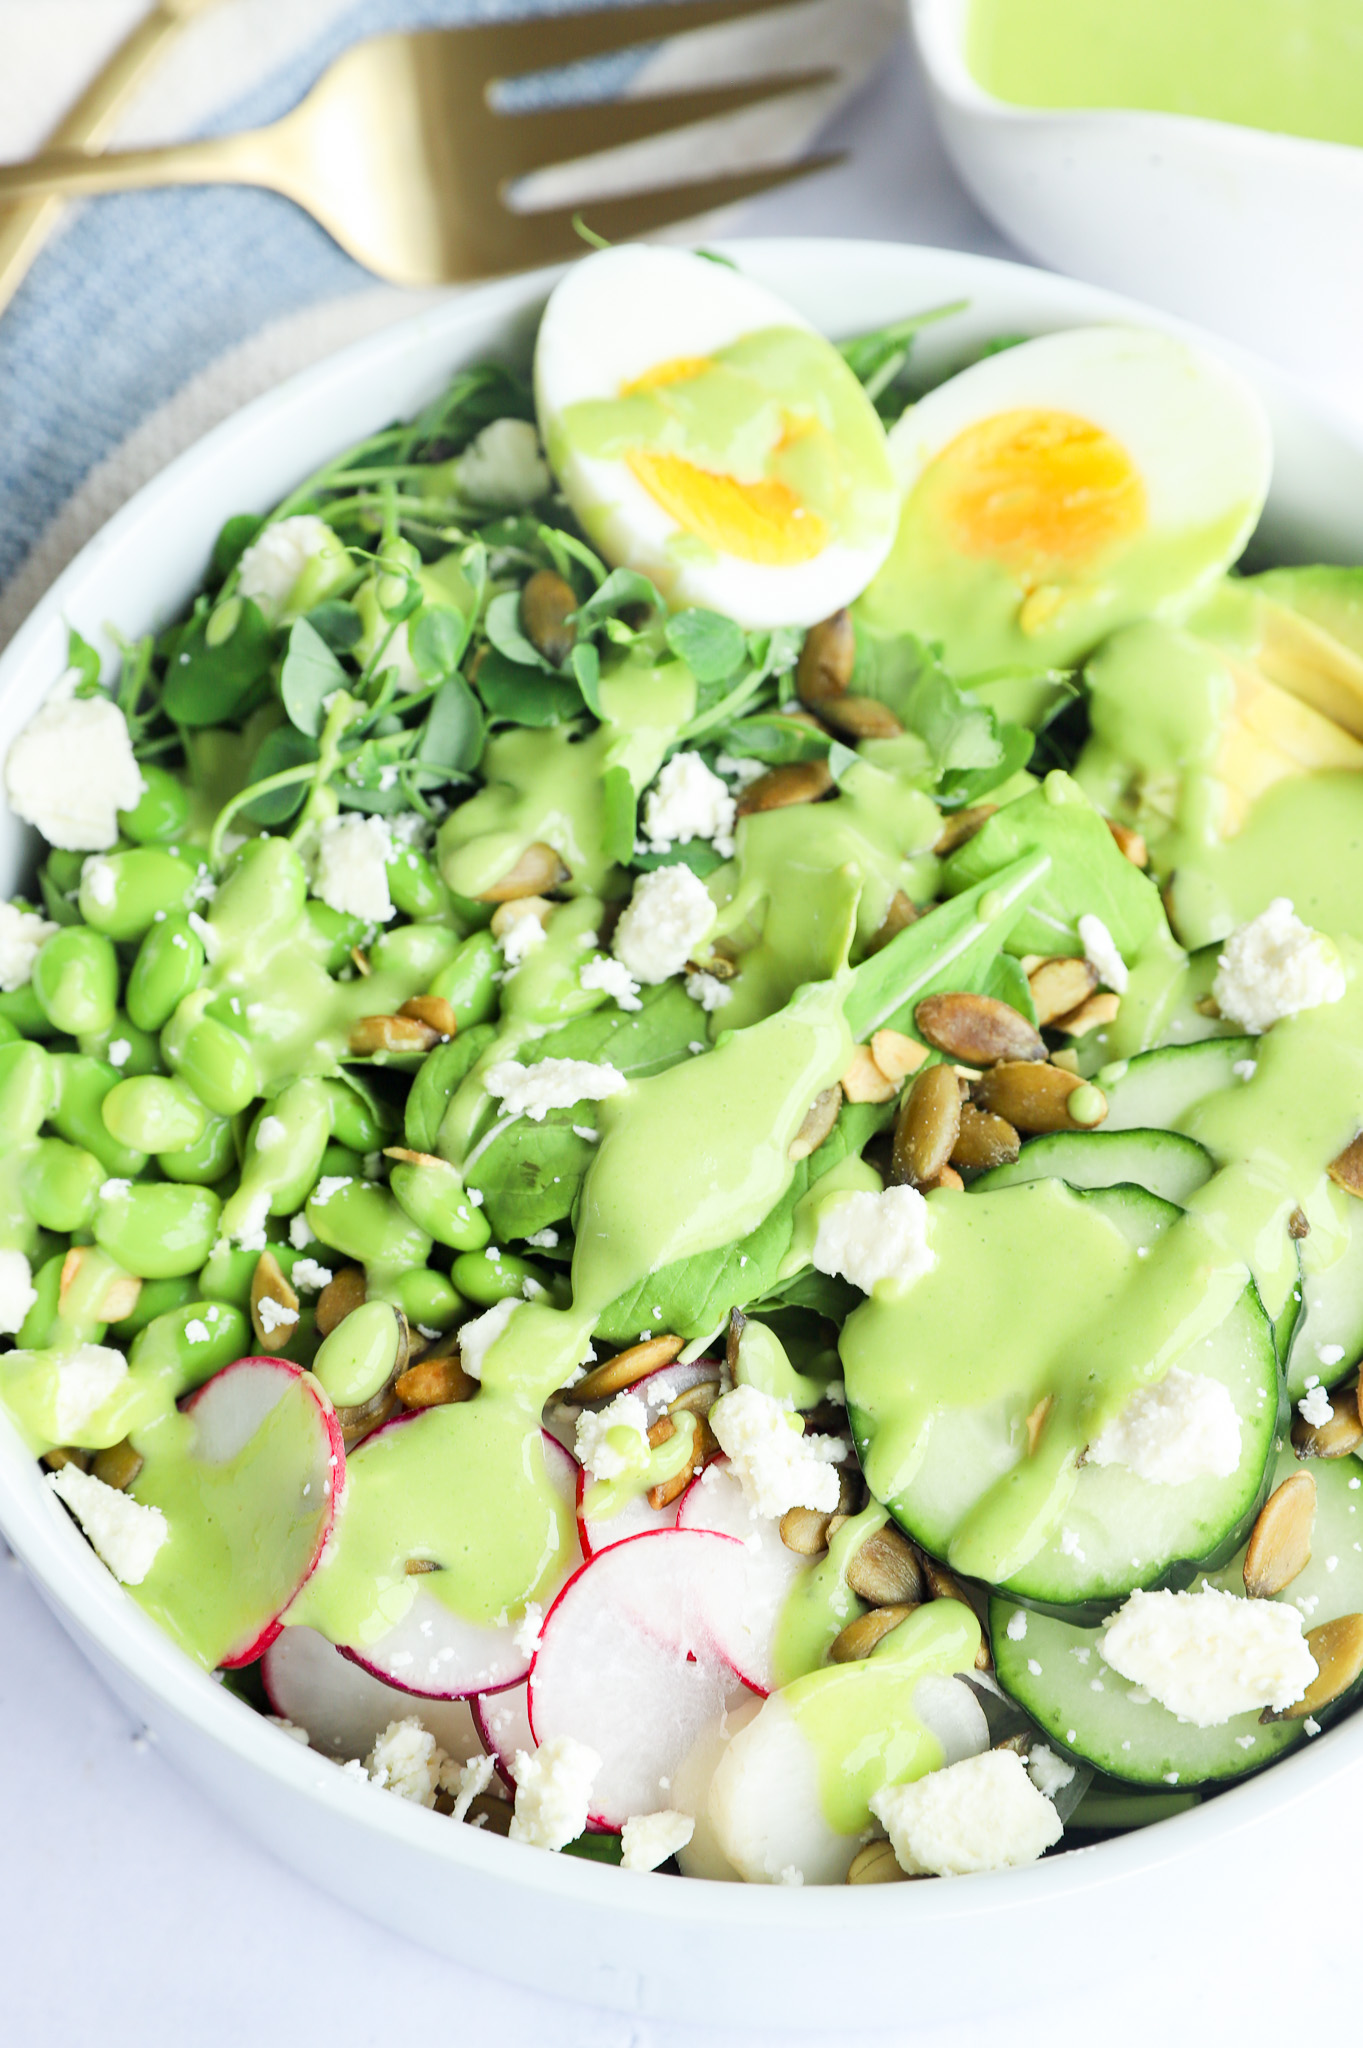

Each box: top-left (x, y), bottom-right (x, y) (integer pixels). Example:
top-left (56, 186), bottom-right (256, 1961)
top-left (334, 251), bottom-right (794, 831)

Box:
top-left (5, 25), bottom-right (1363, 2048)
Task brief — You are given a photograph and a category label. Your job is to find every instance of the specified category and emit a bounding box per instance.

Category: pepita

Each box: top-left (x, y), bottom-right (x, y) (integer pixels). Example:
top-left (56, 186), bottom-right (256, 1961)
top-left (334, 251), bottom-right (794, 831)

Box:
top-left (396, 1354), bottom-right (477, 1409)
top-left (92, 1438), bottom-right (143, 1491)
top-left (841, 1045), bottom-right (898, 1106)
top-left (490, 894), bottom-right (554, 946)
top-left (845, 1524), bottom-right (924, 1606)
top-left (865, 891), bottom-right (920, 955)
top-left (845, 1840), bottom-right (908, 1885)
top-left (478, 842), bottom-right (570, 903)
top-left (520, 568), bottom-right (578, 666)
top-left (42, 1446), bottom-right (90, 1473)
top-left (735, 760), bottom-right (834, 817)
top-left (915, 992), bottom-right (1046, 1066)
top-left (1024, 1395), bottom-right (1052, 1457)
top-left (405, 1558), bottom-right (444, 1575)
top-left (399, 994), bottom-right (459, 1041)
top-left (350, 946), bottom-right (371, 977)
top-left (821, 695), bottom-right (904, 741)
top-left (347, 1014), bottom-right (441, 1056)
top-left (1244, 1470), bottom-right (1316, 1597)
top-left (315, 1264), bottom-right (366, 1337)
top-left (58, 1247), bottom-right (140, 1326)
top-left (463, 1792), bottom-right (514, 1835)
top-left (891, 1063), bottom-right (961, 1187)
top-left (1292, 1382), bottom-right (1363, 1458)
top-left (1328, 1134), bottom-right (1363, 1199)
top-left (870, 1028), bottom-right (929, 1087)
top-left (972, 1061), bottom-right (1107, 1134)
top-left (934, 804), bottom-right (996, 856)
top-left (250, 1249), bottom-right (301, 1353)
top-left (667, 1377), bottom-right (720, 1420)
top-left (575, 1334), bottom-right (684, 1403)
top-left (920, 1556), bottom-right (993, 1669)
top-left (949, 1101), bottom-right (1020, 1174)
top-left (1026, 955), bottom-right (1098, 1028)
top-left (1268, 1612), bottom-right (1363, 1719)
top-left (1056, 991), bottom-right (1121, 1038)
top-left (779, 1505), bottom-right (835, 1556)
top-left (795, 609), bottom-right (855, 708)
top-left (789, 1084), bottom-right (843, 1161)
top-left (1106, 819), bottom-right (1149, 868)
top-left (829, 1604), bottom-right (918, 1662)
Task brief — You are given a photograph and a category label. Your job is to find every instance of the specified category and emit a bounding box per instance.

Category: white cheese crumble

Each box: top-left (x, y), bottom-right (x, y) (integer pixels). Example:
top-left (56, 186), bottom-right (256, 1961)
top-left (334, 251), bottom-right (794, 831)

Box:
top-left (708, 1382), bottom-right (845, 1519)
top-left (454, 418), bottom-right (551, 509)
top-left (1077, 913), bottom-right (1128, 994)
top-left (641, 752), bottom-right (736, 859)
top-left (107, 1038), bottom-right (131, 1069)
top-left (525, 1227), bottom-right (559, 1250)
top-left (1299, 1383), bottom-right (1333, 1428)
top-left (236, 515), bottom-right (342, 620)
top-left (1212, 898), bottom-right (1346, 1034)
top-left (508, 1735), bottom-right (601, 1850)
top-left (870, 1750), bottom-right (1063, 1877)
top-left (496, 901), bottom-right (549, 969)
top-left (1026, 1745), bottom-right (1075, 1801)
top-left (48, 1464), bottom-right (168, 1585)
top-left (52, 1344), bottom-right (128, 1435)
top-left (811, 1184), bottom-right (935, 1295)
top-left (0, 1248), bottom-right (36, 1334)
top-left (82, 855), bottom-right (117, 907)
top-left (458, 1297), bottom-right (522, 1381)
top-left (612, 864), bottom-right (716, 984)
top-left (289, 1214), bottom-right (313, 1251)
top-left (364, 1717), bottom-right (446, 1807)
top-left (1005, 1610), bottom-right (1028, 1642)
top-left (1099, 1586), bottom-right (1317, 1727)
top-left (312, 814), bottom-right (394, 925)
top-left (575, 1392), bottom-right (650, 1482)
top-left (485, 1056), bottom-right (627, 1121)
top-left (512, 1602), bottom-right (543, 1657)
top-left (620, 1809), bottom-right (695, 1871)
top-left (257, 1297), bottom-right (299, 1336)
top-left (184, 1319), bottom-right (211, 1345)
top-left (6, 688), bottom-right (144, 851)
top-left (1087, 1367), bottom-right (1242, 1485)
top-left (1317, 1343), bottom-right (1346, 1367)
top-left (579, 953), bottom-right (642, 1011)
top-left (255, 1115), bottom-right (286, 1151)
top-left (291, 1258), bottom-right (333, 1294)
top-left (685, 969), bottom-right (732, 1012)
top-left (447, 1752), bottom-right (496, 1822)
top-left (0, 902), bottom-right (58, 993)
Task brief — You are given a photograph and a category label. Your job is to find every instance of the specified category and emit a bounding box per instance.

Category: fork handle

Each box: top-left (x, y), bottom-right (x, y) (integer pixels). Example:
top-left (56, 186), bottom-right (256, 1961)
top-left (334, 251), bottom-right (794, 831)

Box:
top-left (0, 129), bottom-right (283, 205)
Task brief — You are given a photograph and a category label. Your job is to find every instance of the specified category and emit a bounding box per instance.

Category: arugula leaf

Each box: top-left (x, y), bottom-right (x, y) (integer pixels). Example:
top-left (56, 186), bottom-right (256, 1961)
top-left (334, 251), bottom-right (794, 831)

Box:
top-left (162, 597), bottom-right (274, 727)
top-left (665, 608), bottom-right (746, 685)
top-left (239, 726), bottom-right (318, 824)
top-left (484, 590), bottom-right (553, 672)
top-left (410, 605), bottom-right (471, 683)
top-left (474, 648), bottom-right (584, 726)
top-left (853, 629), bottom-right (1033, 807)
top-left (941, 717), bottom-right (1033, 810)
top-left (419, 676), bottom-right (484, 775)
top-left (280, 617), bottom-right (348, 737)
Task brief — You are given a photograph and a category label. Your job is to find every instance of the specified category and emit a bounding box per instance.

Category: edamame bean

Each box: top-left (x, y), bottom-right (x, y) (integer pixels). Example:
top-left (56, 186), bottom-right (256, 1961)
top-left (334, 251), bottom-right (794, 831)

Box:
top-left (452, 1245), bottom-right (548, 1307)
top-left (0, 1015), bottom-right (21, 1047)
top-left (160, 1112), bottom-right (236, 1186)
top-left (93, 1180), bottom-right (221, 1279)
top-left (320, 1077), bottom-right (389, 1154)
top-left (78, 1012), bottom-right (164, 1078)
top-left (162, 994), bottom-right (259, 1115)
top-left (220, 1079), bottom-right (330, 1240)
top-left (16, 1254), bottom-right (63, 1350)
top-left (22, 1138), bottom-right (103, 1233)
top-left (108, 1273), bottom-right (197, 1339)
top-left (117, 763), bottom-right (190, 845)
top-left (388, 1155), bottom-right (490, 1252)
top-left (127, 915), bottom-right (205, 1033)
top-left (52, 1245), bottom-right (132, 1344)
top-left (103, 1074), bottom-right (207, 1154)
top-left (319, 1142), bottom-right (364, 1180)
top-left (0, 1040), bottom-right (56, 1151)
top-left (197, 1241), bottom-right (257, 1310)
top-left (305, 1177), bottom-right (431, 1274)
top-left (212, 835), bottom-right (307, 954)
top-left (78, 848), bottom-right (198, 941)
top-left (382, 1267), bottom-right (462, 1332)
top-left (403, 1024), bottom-right (495, 1153)
top-left (385, 846), bottom-right (449, 921)
top-left (32, 926), bottom-right (119, 1037)
top-left (128, 1299), bottom-right (249, 1399)
top-left (426, 929), bottom-right (500, 1027)
top-left (370, 920), bottom-right (460, 985)
top-left (49, 1053), bottom-right (147, 1179)
top-left (303, 900), bottom-right (369, 973)
top-left (0, 983), bottom-right (59, 1037)
top-left (311, 1299), bottom-right (401, 1407)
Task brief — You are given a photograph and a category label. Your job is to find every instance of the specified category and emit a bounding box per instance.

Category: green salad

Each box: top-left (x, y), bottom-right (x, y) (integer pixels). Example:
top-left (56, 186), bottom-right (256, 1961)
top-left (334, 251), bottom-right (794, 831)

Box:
top-left (4, 243), bottom-right (1363, 1885)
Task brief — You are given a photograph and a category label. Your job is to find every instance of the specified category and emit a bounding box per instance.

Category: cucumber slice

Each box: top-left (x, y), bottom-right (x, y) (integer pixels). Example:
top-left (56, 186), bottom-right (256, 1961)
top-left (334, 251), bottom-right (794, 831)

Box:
top-left (846, 1183), bottom-right (1280, 1616)
top-left (975, 1129), bottom-right (1214, 1207)
top-left (1099, 1037), bottom-right (1257, 1135)
top-left (1285, 1183), bottom-right (1363, 1401)
top-left (993, 1444), bottom-right (1363, 1786)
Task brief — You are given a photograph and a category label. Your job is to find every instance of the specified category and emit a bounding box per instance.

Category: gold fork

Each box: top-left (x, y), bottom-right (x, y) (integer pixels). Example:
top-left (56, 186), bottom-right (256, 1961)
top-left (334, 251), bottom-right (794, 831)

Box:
top-left (0, 1), bottom-right (842, 288)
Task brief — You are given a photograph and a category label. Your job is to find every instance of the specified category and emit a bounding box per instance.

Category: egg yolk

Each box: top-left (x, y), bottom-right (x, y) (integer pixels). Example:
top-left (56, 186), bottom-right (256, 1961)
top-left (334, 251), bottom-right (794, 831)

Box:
top-left (625, 448), bottom-right (830, 567)
top-left (930, 408), bottom-right (1147, 576)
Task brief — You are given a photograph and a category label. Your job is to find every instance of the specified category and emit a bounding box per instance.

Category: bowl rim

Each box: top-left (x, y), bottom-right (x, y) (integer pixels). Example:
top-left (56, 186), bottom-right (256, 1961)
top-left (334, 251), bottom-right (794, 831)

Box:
top-left (2, 232), bottom-right (1363, 1929)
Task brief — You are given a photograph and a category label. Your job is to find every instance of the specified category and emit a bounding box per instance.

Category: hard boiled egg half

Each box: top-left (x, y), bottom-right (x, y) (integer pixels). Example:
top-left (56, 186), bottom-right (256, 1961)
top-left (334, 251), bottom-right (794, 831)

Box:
top-left (858, 326), bottom-right (1272, 672)
top-left (534, 245), bottom-right (900, 630)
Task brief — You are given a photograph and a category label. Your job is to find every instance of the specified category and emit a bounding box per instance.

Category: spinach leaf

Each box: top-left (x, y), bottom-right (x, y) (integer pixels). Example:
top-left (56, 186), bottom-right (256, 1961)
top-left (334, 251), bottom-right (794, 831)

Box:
top-left (569, 640), bottom-right (603, 716)
top-left (573, 568), bottom-right (662, 636)
top-left (714, 713), bottom-right (829, 766)
top-left (305, 600), bottom-right (363, 654)
top-left (419, 676), bottom-right (484, 775)
top-left (410, 604), bottom-right (471, 683)
top-left (406, 1025), bottom-right (497, 1153)
top-left (629, 840), bottom-right (726, 880)
top-left (474, 648), bottom-right (584, 727)
top-left (281, 617), bottom-right (348, 737)
top-left (162, 597), bottom-right (274, 727)
top-left (211, 513), bottom-right (264, 582)
top-left (664, 608), bottom-right (745, 684)
top-left (239, 725), bottom-right (318, 825)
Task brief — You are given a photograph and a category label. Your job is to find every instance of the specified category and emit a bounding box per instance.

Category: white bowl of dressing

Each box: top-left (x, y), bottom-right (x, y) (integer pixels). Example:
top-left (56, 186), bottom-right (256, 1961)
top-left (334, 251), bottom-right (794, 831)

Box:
top-left (3, 239), bottom-right (1363, 2029)
top-left (908, 0), bottom-right (1363, 420)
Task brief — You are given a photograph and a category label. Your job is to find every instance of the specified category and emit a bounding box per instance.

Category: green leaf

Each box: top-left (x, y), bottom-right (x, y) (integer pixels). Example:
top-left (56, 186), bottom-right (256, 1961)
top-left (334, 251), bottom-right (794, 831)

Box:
top-left (406, 1025), bottom-right (497, 1153)
top-left (941, 718), bottom-right (1033, 811)
top-left (573, 568), bottom-right (662, 637)
top-left (570, 640), bottom-right (603, 717)
top-left (665, 608), bottom-right (746, 685)
top-left (305, 601), bottom-right (363, 654)
top-left (410, 604), bottom-right (471, 683)
top-left (474, 648), bottom-right (584, 727)
top-left (630, 840), bottom-right (725, 880)
top-left (65, 626), bottom-right (101, 692)
top-left (280, 617), bottom-right (348, 737)
top-left (419, 676), bottom-right (485, 775)
top-left (715, 714), bottom-right (829, 767)
top-left (212, 513), bottom-right (264, 582)
top-left (601, 765), bottom-right (637, 866)
top-left (239, 726), bottom-right (319, 825)
top-left (485, 589), bottom-right (554, 672)
top-left (162, 597), bottom-right (274, 727)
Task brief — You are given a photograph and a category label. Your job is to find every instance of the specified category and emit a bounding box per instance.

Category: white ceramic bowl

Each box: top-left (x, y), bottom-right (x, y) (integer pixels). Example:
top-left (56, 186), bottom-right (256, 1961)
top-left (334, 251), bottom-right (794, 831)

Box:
top-left (909, 0), bottom-right (1363, 420)
top-left (4, 240), bottom-right (1363, 2030)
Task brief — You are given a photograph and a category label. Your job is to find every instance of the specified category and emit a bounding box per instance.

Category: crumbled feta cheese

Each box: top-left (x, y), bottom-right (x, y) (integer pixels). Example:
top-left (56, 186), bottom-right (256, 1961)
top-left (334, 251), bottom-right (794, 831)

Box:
top-left (257, 1297), bottom-right (299, 1336)
top-left (1232, 1059), bottom-right (1257, 1082)
top-left (508, 1735), bottom-right (601, 1850)
top-left (289, 1214), bottom-right (313, 1251)
top-left (1006, 1610), bottom-right (1028, 1642)
top-left (525, 1228), bottom-right (559, 1250)
top-left (1212, 898), bottom-right (1346, 1034)
top-left (444, 1751), bottom-right (497, 1821)
top-left (6, 689), bottom-right (144, 851)
top-left (311, 1176), bottom-right (353, 1208)
top-left (1087, 1367), bottom-right (1242, 1485)
top-left (1317, 1343), bottom-right (1346, 1367)
top-left (497, 901), bottom-right (549, 969)
top-left (612, 864), bottom-right (715, 984)
top-left (708, 1382), bottom-right (845, 1519)
top-left (48, 1464), bottom-right (168, 1585)
top-left (1077, 914), bottom-right (1128, 994)
top-left (0, 1249), bottom-right (36, 1335)
top-left (812, 1184), bottom-right (935, 1295)
top-left (291, 1258), bottom-right (333, 1294)
top-left (231, 1188), bottom-right (272, 1251)
top-left (641, 752), bottom-right (736, 858)
top-left (107, 1038), bottom-right (131, 1069)
top-left (1099, 1586), bottom-right (1317, 1726)
top-left (454, 418), bottom-right (551, 509)
top-left (485, 1056), bottom-right (627, 1122)
top-left (236, 515), bottom-right (342, 620)
top-left (685, 970), bottom-right (732, 1012)
top-left (580, 953), bottom-right (642, 1011)
top-left (52, 1344), bottom-right (128, 1435)
top-left (255, 1115), bottom-right (286, 1151)
top-left (575, 1392), bottom-right (650, 1482)
top-left (620, 1809), bottom-right (695, 1871)
top-left (1299, 1383), bottom-right (1333, 1428)
top-left (267, 1716), bottom-right (310, 1745)
top-left (99, 1178), bottom-right (131, 1202)
top-left (458, 1297), bottom-right (522, 1381)
top-left (871, 1750), bottom-right (1063, 1877)
top-left (1026, 1745), bottom-right (1075, 1801)
top-left (81, 855), bottom-right (117, 907)
top-left (0, 901), bottom-right (58, 992)
top-left (186, 910), bottom-right (219, 962)
top-left (364, 1717), bottom-right (447, 1807)
top-left (184, 1318), bottom-right (212, 1346)
top-left (715, 753), bottom-right (766, 789)
top-left (513, 1602), bottom-right (544, 1657)
top-left (312, 814), bottom-right (394, 925)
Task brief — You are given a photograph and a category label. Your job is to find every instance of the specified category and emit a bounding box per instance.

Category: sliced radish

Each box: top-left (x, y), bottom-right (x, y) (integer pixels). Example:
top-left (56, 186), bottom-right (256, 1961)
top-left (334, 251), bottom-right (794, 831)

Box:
top-left (338, 1428), bottom-right (580, 1700)
top-left (577, 1464), bottom-right (679, 1559)
top-left (672, 1694), bottom-right (763, 1882)
top-left (528, 1528), bottom-right (754, 1828)
top-left (262, 1624), bottom-right (482, 1763)
top-left (676, 1458), bottom-right (811, 1695)
top-left (473, 1678), bottom-right (535, 1790)
top-left (170, 1356), bottom-right (343, 1668)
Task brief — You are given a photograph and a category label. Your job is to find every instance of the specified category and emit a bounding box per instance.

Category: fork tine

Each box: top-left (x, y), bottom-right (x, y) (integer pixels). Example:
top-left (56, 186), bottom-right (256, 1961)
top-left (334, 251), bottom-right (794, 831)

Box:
top-left (461, 0), bottom-right (812, 81)
top-left (500, 152), bottom-right (845, 267)
top-left (497, 71), bottom-right (839, 179)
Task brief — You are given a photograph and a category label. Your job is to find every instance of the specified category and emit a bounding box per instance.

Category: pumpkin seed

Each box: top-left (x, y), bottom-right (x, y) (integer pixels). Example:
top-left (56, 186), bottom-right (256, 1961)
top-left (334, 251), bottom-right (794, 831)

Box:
top-left (463, 1792), bottom-right (514, 1835)
top-left (841, 1045), bottom-right (899, 1106)
top-left (1026, 955), bottom-right (1098, 1027)
top-left (780, 1505), bottom-right (835, 1555)
top-left (396, 1354), bottom-right (477, 1409)
top-left (350, 946), bottom-right (371, 977)
top-left (667, 1377), bottom-right (720, 1419)
top-left (1328, 1135), bottom-right (1363, 1199)
top-left (1267, 1612), bottom-right (1363, 1720)
top-left (934, 804), bottom-right (996, 856)
top-left (1289, 1208), bottom-right (1311, 1241)
top-left (1292, 1383), bottom-right (1363, 1458)
top-left (892, 1063), bottom-right (961, 1187)
top-left (478, 842), bottom-right (569, 903)
top-left (735, 760), bottom-right (834, 817)
top-left (821, 695), bottom-right (903, 741)
top-left (405, 1558), bottom-right (443, 1575)
top-left (250, 1248), bottom-right (301, 1353)
top-left (490, 894), bottom-right (554, 946)
top-left (1057, 991), bottom-right (1121, 1038)
top-left (1244, 1470), bottom-right (1316, 1597)
top-left (795, 609), bottom-right (855, 708)
top-left (930, 1164), bottom-right (965, 1191)
top-left (59, 1246), bottom-right (140, 1326)
top-left (846, 1839), bottom-right (908, 1884)
top-left (520, 568), bottom-right (578, 665)
top-left (648, 1418), bottom-right (710, 1509)
top-left (339, 1386), bottom-right (400, 1450)
top-left (1024, 1395), bottom-right (1052, 1457)
top-left (575, 1334), bottom-right (684, 1403)
top-left (915, 991), bottom-right (1047, 1066)
top-left (1106, 819), bottom-right (1149, 867)
top-left (315, 1264), bottom-right (366, 1337)
top-left (870, 1028), bottom-right (928, 1087)
top-left (830, 1604), bottom-right (918, 1662)
top-left (845, 1524), bottom-right (924, 1606)
top-left (399, 994), bottom-right (459, 1041)
top-left (949, 1100), bottom-right (1020, 1173)
top-left (972, 1061), bottom-right (1107, 1134)
top-left (865, 890), bottom-right (920, 955)
top-left (789, 1084), bottom-right (843, 1161)
top-left (348, 1014), bottom-right (441, 1056)
top-left (42, 1446), bottom-right (91, 1473)
top-left (92, 1438), bottom-right (143, 1491)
